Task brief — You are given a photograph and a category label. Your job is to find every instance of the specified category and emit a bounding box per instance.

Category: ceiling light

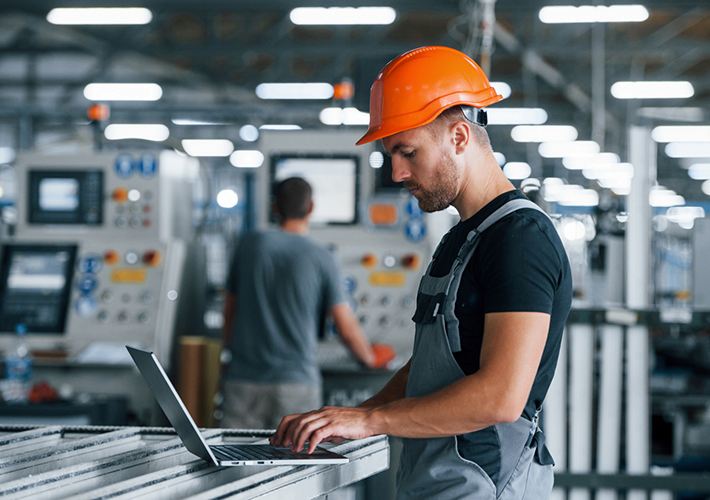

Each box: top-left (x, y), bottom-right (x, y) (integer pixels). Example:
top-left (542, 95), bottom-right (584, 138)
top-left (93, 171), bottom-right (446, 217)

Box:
top-left (217, 189), bottom-right (239, 209)
top-left (503, 162), bottom-right (532, 180)
top-left (172, 118), bottom-right (227, 126)
top-left (563, 152), bottom-right (620, 170)
top-left (689, 163), bottom-right (710, 180)
top-left (84, 83), bottom-right (162, 101)
top-left (666, 206), bottom-right (705, 226)
top-left (650, 187), bottom-right (684, 207)
top-left (562, 220), bottom-right (587, 241)
top-left (0, 147), bottom-right (15, 164)
top-left (652, 126), bottom-right (710, 143)
top-left (256, 83), bottom-right (333, 100)
top-left (290, 7), bottom-right (396, 25)
top-left (703, 180), bottom-right (710, 196)
top-left (259, 124), bottom-right (302, 131)
top-left (556, 185), bottom-right (600, 207)
top-left (665, 142), bottom-right (710, 158)
top-left (490, 82), bottom-right (512, 100)
top-left (611, 81), bottom-right (694, 99)
top-left (511, 125), bottom-right (578, 143)
top-left (539, 5), bottom-right (649, 24)
top-left (319, 107), bottom-right (370, 126)
top-left (487, 108), bottom-right (548, 125)
top-left (47, 7), bottom-right (152, 25)
top-left (230, 150), bottom-right (265, 168)
top-left (583, 162), bottom-right (634, 181)
top-left (493, 152), bottom-right (506, 166)
top-left (239, 125), bottom-right (259, 142)
top-left (104, 124), bottom-right (169, 142)
top-left (539, 141), bottom-right (600, 158)
top-left (182, 139), bottom-right (234, 157)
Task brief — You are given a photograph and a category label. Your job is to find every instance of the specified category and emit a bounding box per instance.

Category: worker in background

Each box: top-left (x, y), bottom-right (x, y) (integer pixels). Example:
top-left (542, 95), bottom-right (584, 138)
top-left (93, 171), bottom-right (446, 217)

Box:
top-left (271, 46), bottom-right (572, 499)
top-left (221, 176), bottom-right (394, 430)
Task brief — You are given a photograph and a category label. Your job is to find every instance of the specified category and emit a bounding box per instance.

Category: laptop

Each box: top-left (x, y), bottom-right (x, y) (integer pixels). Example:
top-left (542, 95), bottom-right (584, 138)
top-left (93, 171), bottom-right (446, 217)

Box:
top-left (126, 346), bottom-right (348, 466)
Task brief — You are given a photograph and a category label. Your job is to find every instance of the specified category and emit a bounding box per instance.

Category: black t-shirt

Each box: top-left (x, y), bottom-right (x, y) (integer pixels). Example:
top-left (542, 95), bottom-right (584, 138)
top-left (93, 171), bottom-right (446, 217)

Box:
top-left (430, 189), bottom-right (572, 483)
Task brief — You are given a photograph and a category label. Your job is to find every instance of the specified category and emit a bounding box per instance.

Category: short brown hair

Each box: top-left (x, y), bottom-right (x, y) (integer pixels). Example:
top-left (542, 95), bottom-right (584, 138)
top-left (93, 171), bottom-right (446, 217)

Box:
top-left (274, 177), bottom-right (312, 220)
top-left (427, 105), bottom-right (491, 148)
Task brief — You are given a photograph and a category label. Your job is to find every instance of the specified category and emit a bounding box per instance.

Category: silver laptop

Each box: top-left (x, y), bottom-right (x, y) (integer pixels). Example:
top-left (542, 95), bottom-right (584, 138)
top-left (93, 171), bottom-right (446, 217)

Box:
top-left (126, 346), bottom-right (348, 466)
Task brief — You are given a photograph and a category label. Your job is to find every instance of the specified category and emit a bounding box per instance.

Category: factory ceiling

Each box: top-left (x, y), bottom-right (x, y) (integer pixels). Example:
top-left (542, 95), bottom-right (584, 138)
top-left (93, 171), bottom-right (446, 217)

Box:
top-left (1, 0), bottom-right (709, 202)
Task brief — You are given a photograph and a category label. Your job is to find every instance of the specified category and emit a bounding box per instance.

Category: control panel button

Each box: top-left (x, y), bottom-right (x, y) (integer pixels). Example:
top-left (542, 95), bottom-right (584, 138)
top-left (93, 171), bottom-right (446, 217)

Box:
top-left (141, 292), bottom-right (154, 304)
top-left (381, 295), bottom-right (393, 307)
top-left (78, 255), bottom-right (103, 275)
top-left (379, 316), bottom-right (392, 328)
top-left (360, 294), bottom-right (372, 307)
top-left (75, 296), bottom-right (97, 317)
top-left (359, 315), bottom-right (369, 327)
top-left (117, 311), bottom-right (129, 323)
top-left (402, 253), bottom-right (422, 270)
top-left (104, 250), bottom-right (120, 266)
top-left (143, 219), bottom-right (152, 228)
top-left (402, 296), bottom-right (415, 309)
top-left (112, 187), bottom-right (128, 204)
top-left (101, 290), bottom-right (114, 303)
top-left (143, 250), bottom-right (162, 267)
top-left (138, 312), bottom-right (151, 324)
top-left (130, 217), bottom-right (141, 228)
top-left (130, 203), bottom-right (142, 214)
top-left (98, 311), bottom-right (110, 323)
top-left (125, 251), bottom-right (139, 265)
top-left (76, 275), bottom-right (98, 294)
top-left (383, 255), bottom-right (397, 268)
top-left (128, 189), bottom-right (141, 202)
top-left (361, 253), bottom-right (378, 268)
top-left (115, 216), bottom-right (128, 228)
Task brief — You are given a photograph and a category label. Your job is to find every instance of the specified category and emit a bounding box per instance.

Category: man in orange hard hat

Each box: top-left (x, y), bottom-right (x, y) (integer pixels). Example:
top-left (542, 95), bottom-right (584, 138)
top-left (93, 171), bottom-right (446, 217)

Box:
top-left (271, 46), bottom-right (572, 499)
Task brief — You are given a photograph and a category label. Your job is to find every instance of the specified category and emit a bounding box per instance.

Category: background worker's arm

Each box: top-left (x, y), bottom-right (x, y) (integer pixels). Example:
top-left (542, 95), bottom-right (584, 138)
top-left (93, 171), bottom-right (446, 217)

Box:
top-left (330, 303), bottom-right (377, 368)
top-left (221, 290), bottom-right (236, 350)
top-left (271, 311), bottom-right (550, 453)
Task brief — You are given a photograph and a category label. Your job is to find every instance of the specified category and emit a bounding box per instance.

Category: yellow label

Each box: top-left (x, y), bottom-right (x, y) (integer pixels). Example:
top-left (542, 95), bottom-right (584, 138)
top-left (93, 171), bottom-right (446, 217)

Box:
top-left (369, 272), bottom-right (406, 287)
top-left (111, 268), bottom-right (147, 284)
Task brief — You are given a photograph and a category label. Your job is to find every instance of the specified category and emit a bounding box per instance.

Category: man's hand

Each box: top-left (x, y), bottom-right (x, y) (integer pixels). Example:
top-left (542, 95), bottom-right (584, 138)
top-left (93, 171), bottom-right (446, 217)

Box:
top-left (269, 406), bottom-right (378, 454)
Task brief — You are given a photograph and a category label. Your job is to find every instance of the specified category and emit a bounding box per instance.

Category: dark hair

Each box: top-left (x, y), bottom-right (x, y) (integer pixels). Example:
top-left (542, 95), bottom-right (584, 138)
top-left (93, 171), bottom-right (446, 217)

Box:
top-left (274, 177), bottom-right (313, 220)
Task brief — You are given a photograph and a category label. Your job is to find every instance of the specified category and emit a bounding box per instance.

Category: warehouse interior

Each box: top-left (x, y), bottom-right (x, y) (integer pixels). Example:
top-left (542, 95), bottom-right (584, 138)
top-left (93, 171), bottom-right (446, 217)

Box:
top-left (0, 0), bottom-right (710, 498)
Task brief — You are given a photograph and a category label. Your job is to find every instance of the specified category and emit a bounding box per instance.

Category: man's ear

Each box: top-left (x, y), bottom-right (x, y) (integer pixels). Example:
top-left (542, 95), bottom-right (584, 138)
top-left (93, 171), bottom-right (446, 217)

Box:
top-left (307, 201), bottom-right (314, 216)
top-left (452, 121), bottom-right (470, 154)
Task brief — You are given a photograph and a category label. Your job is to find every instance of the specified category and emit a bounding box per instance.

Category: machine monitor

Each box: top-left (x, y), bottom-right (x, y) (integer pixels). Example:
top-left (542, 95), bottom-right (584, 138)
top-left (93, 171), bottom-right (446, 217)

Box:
top-left (28, 169), bottom-right (103, 225)
top-left (271, 155), bottom-right (359, 225)
top-left (0, 244), bottom-right (77, 334)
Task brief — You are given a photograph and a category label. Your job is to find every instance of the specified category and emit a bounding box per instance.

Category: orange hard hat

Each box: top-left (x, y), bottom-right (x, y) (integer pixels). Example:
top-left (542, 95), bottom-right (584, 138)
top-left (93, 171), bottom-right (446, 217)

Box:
top-left (356, 46), bottom-right (503, 145)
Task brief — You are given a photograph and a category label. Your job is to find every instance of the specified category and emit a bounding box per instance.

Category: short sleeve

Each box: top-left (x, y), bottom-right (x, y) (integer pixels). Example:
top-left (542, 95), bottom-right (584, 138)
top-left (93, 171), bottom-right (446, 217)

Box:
top-left (321, 251), bottom-right (347, 309)
top-left (477, 214), bottom-right (562, 314)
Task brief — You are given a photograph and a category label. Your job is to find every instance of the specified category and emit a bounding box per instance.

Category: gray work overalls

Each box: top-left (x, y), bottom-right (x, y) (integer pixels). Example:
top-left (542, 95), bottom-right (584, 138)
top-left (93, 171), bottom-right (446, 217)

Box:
top-left (396, 199), bottom-right (556, 500)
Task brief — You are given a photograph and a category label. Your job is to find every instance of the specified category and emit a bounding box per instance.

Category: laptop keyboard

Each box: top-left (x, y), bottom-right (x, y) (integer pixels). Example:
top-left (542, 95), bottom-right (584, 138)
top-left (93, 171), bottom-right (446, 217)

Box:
top-left (211, 444), bottom-right (299, 462)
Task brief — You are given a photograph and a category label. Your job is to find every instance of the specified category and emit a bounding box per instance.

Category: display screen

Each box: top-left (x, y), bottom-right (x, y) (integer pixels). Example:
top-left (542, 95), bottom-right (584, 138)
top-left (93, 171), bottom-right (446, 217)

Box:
top-left (0, 245), bottom-right (77, 334)
top-left (272, 155), bottom-right (359, 225)
top-left (29, 170), bottom-right (103, 225)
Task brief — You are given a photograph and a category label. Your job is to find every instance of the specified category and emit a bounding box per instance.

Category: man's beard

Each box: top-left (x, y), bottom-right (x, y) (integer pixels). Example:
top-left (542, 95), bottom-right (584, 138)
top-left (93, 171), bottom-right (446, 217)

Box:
top-left (404, 153), bottom-right (460, 213)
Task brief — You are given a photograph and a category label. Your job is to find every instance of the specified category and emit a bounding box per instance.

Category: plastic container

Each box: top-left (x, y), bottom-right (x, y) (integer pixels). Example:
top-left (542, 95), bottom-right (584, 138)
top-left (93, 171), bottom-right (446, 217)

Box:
top-left (3, 325), bottom-right (33, 403)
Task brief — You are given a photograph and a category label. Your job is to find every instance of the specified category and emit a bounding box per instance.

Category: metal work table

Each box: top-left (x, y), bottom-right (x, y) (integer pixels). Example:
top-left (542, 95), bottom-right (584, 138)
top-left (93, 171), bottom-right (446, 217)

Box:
top-left (0, 425), bottom-right (389, 499)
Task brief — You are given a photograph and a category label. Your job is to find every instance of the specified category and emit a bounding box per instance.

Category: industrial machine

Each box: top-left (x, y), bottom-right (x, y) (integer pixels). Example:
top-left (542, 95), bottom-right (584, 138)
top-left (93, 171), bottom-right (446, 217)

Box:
top-left (0, 150), bottom-right (203, 425)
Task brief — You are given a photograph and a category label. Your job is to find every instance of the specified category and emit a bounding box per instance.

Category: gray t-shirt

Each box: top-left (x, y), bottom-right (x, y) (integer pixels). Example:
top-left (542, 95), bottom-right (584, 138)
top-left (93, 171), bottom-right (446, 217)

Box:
top-left (224, 230), bottom-right (345, 386)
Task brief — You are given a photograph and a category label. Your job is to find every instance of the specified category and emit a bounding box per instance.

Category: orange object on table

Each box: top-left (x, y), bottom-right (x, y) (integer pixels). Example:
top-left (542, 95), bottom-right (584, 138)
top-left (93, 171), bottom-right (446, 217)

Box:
top-left (371, 342), bottom-right (396, 369)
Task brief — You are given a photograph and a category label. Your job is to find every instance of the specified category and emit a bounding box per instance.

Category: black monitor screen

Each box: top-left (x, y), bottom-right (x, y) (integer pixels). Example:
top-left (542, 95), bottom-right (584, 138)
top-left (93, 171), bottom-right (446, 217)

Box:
top-left (271, 155), bottom-right (359, 225)
top-left (28, 170), bottom-right (103, 225)
top-left (0, 244), bottom-right (77, 334)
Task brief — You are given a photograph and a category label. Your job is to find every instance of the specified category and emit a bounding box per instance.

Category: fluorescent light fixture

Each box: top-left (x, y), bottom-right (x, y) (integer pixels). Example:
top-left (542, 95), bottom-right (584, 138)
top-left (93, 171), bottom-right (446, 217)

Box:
top-left (652, 126), bottom-right (710, 143)
top-left (84, 83), bottom-right (162, 101)
top-left (556, 185), bottom-right (600, 207)
top-left (259, 124), bottom-right (302, 131)
top-left (703, 180), bottom-right (710, 196)
top-left (47, 7), bottom-right (152, 25)
top-left (562, 152), bottom-right (620, 170)
top-left (689, 163), bottom-right (710, 180)
top-left (583, 162), bottom-right (634, 181)
top-left (563, 220), bottom-right (587, 241)
top-left (369, 151), bottom-right (384, 169)
top-left (511, 125), bottom-right (578, 143)
top-left (493, 152), bottom-right (506, 166)
top-left (256, 83), bottom-right (333, 100)
top-left (490, 82), bottom-right (512, 100)
top-left (650, 187), bottom-right (685, 207)
top-left (666, 206), bottom-right (705, 228)
top-left (217, 189), bottom-right (239, 209)
top-left (503, 162), bottom-right (532, 180)
top-left (239, 125), bottom-right (259, 142)
top-left (230, 150), bottom-right (264, 168)
top-left (182, 139), bottom-right (234, 157)
top-left (290, 7), bottom-right (396, 25)
top-left (539, 5), bottom-right (649, 24)
top-left (638, 107), bottom-right (704, 122)
top-left (104, 124), bottom-right (169, 142)
top-left (172, 118), bottom-right (227, 126)
top-left (0, 147), bottom-right (15, 164)
top-left (319, 107), bottom-right (370, 126)
top-left (539, 141), bottom-right (600, 158)
top-left (487, 108), bottom-right (547, 125)
top-left (665, 142), bottom-right (710, 158)
top-left (611, 81), bottom-right (694, 99)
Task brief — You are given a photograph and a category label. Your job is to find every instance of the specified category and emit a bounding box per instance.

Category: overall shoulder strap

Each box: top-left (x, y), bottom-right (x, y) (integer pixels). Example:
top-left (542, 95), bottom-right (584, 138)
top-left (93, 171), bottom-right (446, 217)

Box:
top-left (476, 198), bottom-right (548, 233)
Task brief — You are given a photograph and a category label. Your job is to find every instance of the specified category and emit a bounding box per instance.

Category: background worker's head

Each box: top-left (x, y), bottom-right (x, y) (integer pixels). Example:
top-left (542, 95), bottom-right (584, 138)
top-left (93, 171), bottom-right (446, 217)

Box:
top-left (273, 177), bottom-right (314, 222)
